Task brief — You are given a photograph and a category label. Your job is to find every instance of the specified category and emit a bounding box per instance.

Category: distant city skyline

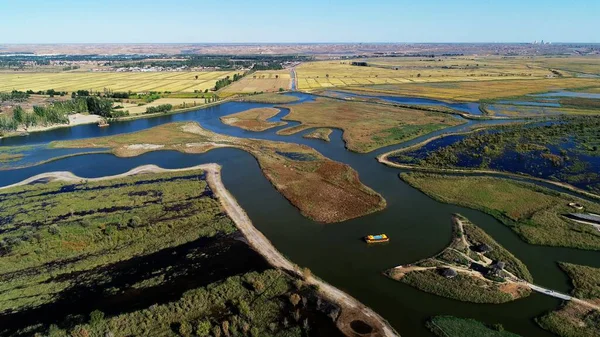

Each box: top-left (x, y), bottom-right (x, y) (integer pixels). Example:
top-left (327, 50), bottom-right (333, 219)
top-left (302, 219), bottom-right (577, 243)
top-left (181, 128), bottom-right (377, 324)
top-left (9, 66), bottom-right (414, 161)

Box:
top-left (1, 0), bottom-right (598, 44)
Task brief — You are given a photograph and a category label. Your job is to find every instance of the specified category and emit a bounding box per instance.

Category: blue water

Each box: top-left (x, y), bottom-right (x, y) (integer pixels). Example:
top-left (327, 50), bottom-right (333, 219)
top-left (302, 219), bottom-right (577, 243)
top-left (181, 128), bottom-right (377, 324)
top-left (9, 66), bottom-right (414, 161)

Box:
top-left (533, 91), bottom-right (600, 99)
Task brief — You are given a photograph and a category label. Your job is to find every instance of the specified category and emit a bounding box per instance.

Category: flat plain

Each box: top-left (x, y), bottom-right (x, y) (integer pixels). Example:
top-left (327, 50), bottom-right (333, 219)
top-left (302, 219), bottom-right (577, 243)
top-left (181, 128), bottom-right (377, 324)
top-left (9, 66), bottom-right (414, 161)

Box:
top-left (0, 71), bottom-right (241, 93)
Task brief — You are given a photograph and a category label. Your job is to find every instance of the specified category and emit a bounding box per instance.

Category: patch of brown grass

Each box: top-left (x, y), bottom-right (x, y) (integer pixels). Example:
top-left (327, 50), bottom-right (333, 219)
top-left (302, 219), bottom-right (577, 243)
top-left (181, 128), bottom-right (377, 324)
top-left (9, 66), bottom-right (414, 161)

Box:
top-left (52, 122), bottom-right (386, 223)
top-left (279, 98), bottom-right (463, 153)
top-left (220, 107), bottom-right (285, 131)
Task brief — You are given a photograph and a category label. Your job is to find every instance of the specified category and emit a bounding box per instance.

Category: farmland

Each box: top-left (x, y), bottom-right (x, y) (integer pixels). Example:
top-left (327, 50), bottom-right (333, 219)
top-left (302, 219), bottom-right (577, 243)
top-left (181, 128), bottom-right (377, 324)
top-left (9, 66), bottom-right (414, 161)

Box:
top-left (219, 70), bottom-right (291, 94)
top-left (295, 57), bottom-right (600, 101)
top-left (0, 71), bottom-right (241, 93)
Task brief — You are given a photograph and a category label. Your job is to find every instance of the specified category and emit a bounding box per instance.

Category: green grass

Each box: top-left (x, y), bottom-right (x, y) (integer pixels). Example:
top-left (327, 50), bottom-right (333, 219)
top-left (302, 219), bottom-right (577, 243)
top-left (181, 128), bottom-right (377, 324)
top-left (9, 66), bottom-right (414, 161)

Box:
top-left (0, 170), bottom-right (235, 313)
top-left (400, 269), bottom-right (514, 304)
top-left (458, 215), bottom-right (533, 282)
top-left (236, 93), bottom-right (300, 104)
top-left (401, 173), bottom-right (600, 250)
top-left (427, 316), bottom-right (521, 337)
top-left (559, 263), bottom-right (600, 299)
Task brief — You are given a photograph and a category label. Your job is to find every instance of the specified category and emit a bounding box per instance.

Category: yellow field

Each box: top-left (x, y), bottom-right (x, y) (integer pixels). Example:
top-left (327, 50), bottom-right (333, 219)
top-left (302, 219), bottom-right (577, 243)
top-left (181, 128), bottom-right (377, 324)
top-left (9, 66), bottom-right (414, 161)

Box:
top-left (119, 98), bottom-right (208, 114)
top-left (220, 70), bottom-right (291, 94)
top-left (295, 57), bottom-right (556, 91)
top-left (0, 71), bottom-right (241, 93)
top-left (346, 78), bottom-right (600, 101)
top-left (295, 56), bottom-right (600, 92)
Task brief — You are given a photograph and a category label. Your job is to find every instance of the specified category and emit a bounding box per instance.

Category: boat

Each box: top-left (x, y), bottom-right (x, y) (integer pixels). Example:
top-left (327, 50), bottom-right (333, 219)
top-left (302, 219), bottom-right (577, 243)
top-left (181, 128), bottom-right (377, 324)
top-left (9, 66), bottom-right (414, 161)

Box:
top-left (364, 234), bottom-right (389, 244)
top-left (98, 120), bottom-right (110, 128)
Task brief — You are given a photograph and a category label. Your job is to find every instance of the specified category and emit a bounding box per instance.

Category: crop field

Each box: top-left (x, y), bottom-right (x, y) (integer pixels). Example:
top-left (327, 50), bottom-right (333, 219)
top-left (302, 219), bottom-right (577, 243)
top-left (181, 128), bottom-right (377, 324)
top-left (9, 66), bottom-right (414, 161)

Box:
top-left (296, 57), bottom-right (600, 101)
top-left (220, 70), bottom-right (291, 94)
top-left (345, 78), bottom-right (600, 101)
top-left (0, 71), bottom-right (241, 93)
top-left (119, 98), bottom-right (207, 114)
top-left (295, 57), bottom-right (560, 91)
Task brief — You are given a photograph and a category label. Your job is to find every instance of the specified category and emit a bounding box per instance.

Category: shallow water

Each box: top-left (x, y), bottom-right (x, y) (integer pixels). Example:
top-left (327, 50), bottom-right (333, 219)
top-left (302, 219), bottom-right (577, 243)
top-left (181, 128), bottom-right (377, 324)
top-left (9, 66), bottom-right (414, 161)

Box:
top-left (533, 91), bottom-right (600, 99)
top-left (0, 93), bottom-right (598, 337)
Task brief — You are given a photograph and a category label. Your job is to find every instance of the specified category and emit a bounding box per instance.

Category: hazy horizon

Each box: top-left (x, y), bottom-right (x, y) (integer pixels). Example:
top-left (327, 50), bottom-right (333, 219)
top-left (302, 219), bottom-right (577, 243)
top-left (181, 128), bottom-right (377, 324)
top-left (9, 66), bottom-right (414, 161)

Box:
top-left (2, 0), bottom-right (598, 44)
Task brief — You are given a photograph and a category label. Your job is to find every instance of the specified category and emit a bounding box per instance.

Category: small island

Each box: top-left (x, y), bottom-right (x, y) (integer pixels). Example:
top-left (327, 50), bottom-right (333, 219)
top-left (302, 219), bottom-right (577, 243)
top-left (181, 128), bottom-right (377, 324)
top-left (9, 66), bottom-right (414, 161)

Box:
top-left (386, 214), bottom-right (532, 303)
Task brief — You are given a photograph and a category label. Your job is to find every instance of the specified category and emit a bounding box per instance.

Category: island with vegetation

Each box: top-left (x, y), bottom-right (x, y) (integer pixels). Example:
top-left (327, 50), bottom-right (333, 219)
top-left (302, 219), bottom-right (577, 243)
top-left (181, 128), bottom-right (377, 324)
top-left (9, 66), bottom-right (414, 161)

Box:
top-left (51, 121), bottom-right (386, 223)
top-left (220, 107), bottom-right (286, 131)
top-left (386, 214), bottom-right (532, 303)
top-left (427, 316), bottom-right (522, 337)
top-left (537, 263), bottom-right (600, 337)
top-left (278, 97), bottom-right (464, 153)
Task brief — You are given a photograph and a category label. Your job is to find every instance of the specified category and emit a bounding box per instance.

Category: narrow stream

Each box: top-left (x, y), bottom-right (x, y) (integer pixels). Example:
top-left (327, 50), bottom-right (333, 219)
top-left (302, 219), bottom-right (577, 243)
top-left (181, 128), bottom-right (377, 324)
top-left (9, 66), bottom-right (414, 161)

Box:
top-left (1, 93), bottom-right (598, 337)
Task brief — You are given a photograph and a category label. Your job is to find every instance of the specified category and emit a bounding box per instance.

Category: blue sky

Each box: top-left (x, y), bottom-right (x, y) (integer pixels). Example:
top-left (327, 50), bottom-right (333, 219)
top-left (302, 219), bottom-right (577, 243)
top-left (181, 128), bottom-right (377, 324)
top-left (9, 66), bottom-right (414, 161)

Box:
top-left (1, 0), bottom-right (598, 43)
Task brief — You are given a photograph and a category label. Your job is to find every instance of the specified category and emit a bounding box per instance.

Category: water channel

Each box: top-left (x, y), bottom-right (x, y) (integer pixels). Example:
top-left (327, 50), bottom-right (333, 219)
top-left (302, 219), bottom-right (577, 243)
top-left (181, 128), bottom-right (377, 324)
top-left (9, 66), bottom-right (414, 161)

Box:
top-left (1, 92), bottom-right (598, 337)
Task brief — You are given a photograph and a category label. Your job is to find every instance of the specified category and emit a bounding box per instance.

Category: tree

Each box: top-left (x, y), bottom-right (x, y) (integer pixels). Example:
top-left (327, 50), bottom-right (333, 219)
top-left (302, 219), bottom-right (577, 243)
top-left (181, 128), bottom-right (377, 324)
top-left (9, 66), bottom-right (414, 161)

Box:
top-left (12, 106), bottom-right (25, 124)
top-left (195, 320), bottom-right (211, 336)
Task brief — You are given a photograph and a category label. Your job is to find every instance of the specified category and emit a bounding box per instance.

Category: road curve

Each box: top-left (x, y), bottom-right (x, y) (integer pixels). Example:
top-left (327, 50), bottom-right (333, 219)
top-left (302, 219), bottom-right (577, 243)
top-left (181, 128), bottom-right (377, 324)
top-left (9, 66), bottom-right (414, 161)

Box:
top-left (1, 164), bottom-right (400, 337)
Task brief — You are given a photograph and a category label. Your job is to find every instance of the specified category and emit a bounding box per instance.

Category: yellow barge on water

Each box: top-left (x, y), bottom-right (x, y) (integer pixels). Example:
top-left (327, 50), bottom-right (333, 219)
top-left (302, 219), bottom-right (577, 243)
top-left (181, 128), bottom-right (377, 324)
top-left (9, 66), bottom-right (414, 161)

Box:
top-left (364, 234), bottom-right (389, 244)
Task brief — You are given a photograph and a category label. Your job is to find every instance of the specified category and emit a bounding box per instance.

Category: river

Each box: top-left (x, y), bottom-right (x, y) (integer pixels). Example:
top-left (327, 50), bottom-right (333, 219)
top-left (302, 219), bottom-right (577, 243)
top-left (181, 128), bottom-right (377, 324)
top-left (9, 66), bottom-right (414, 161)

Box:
top-left (1, 92), bottom-right (598, 337)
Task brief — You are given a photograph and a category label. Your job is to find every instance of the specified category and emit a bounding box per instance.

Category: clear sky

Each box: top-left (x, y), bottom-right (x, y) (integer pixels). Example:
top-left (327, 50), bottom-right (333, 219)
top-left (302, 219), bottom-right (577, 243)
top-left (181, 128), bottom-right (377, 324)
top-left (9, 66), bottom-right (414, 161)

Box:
top-left (1, 0), bottom-right (598, 43)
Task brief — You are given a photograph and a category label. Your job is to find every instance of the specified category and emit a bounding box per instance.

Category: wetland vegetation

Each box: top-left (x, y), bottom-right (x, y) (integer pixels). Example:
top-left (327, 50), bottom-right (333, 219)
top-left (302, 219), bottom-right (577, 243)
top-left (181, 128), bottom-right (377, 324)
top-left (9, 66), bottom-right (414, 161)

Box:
top-left (220, 107), bottom-right (286, 131)
top-left (388, 116), bottom-right (600, 193)
top-left (427, 316), bottom-right (521, 337)
top-left (400, 173), bottom-right (600, 250)
top-left (386, 214), bottom-right (531, 303)
top-left (278, 98), bottom-right (463, 153)
top-left (51, 122), bottom-right (386, 223)
top-left (536, 263), bottom-right (600, 337)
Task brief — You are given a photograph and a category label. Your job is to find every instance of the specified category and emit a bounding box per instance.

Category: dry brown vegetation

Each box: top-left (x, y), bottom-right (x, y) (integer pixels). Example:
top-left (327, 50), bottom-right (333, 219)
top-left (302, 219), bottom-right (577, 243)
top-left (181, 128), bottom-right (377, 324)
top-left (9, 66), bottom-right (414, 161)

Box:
top-left (303, 128), bottom-right (333, 142)
top-left (220, 107), bottom-right (285, 131)
top-left (278, 98), bottom-right (463, 153)
top-left (52, 122), bottom-right (386, 223)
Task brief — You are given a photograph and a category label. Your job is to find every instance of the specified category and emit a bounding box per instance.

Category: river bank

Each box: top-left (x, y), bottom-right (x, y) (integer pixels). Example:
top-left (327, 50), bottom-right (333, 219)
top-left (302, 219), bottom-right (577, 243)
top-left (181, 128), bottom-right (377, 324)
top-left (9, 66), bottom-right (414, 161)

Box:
top-left (3, 164), bottom-right (400, 337)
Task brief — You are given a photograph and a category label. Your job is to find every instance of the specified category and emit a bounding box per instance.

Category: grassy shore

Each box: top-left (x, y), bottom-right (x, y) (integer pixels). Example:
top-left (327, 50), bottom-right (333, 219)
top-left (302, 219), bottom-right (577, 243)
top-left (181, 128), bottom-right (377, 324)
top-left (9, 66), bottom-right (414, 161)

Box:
top-left (427, 316), bottom-right (521, 337)
top-left (220, 107), bottom-right (285, 131)
top-left (51, 122), bottom-right (386, 223)
top-left (401, 173), bottom-right (600, 250)
top-left (387, 214), bottom-right (531, 303)
top-left (234, 92), bottom-right (299, 104)
top-left (537, 263), bottom-right (600, 337)
top-left (278, 97), bottom-right (463, 153)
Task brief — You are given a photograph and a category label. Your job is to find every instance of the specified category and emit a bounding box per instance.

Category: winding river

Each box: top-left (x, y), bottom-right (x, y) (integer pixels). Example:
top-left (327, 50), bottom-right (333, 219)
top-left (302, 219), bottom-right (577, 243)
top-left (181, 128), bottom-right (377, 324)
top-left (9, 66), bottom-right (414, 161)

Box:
top-left (1, 92), bottom-right (599, 337)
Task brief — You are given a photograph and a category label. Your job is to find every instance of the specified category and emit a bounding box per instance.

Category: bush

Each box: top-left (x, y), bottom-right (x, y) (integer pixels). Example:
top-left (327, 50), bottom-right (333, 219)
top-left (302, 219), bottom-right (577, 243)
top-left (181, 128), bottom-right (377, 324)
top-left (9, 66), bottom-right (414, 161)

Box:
top-left (196, 320), bottom-right (211, 336)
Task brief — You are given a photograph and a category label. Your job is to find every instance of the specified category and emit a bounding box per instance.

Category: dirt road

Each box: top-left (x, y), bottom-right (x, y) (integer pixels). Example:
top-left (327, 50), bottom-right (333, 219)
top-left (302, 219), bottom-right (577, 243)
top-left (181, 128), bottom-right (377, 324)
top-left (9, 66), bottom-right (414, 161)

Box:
top-left (2, 164), bottom-right (400, 337)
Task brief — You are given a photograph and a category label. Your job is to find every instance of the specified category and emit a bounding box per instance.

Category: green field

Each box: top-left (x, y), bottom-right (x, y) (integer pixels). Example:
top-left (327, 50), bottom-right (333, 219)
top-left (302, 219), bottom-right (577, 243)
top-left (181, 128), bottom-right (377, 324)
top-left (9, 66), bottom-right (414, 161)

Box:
top-left (400, 173), bottom-right (600, 250)
top-left (536, 263), bottom-right (600, 337)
